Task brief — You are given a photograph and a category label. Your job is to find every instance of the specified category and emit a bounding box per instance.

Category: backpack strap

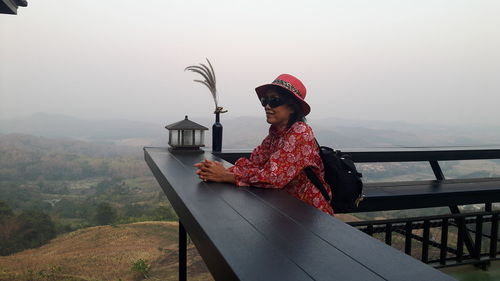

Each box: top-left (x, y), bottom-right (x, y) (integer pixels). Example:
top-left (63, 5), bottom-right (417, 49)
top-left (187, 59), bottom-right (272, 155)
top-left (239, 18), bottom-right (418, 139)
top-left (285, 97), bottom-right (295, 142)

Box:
top-left (304, 138), bottom-right (331, 202)
top-left (304, 166), bottom-right (331, 202)
top-left (313, 138), bottom-right (321, 150)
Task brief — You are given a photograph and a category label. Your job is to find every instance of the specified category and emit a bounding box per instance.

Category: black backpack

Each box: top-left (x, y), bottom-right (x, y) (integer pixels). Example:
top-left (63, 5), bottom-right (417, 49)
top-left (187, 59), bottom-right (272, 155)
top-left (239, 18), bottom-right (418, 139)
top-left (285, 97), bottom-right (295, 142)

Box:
top-left (304, 140), bottom-right (364, 213)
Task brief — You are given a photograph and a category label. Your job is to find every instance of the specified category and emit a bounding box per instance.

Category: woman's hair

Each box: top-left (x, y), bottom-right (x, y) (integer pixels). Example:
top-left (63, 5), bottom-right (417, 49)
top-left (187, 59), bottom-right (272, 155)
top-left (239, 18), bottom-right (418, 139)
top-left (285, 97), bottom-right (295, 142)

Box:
top-left (271, 86), bottom-right (306, 127)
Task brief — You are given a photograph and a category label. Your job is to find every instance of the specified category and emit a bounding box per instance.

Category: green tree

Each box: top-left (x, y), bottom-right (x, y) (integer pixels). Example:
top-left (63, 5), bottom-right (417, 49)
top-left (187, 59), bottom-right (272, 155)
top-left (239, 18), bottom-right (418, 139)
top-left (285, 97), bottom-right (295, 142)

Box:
top-left (17, 210), bottom-right (57, 250)
top-left (0, 210), bottom-right (57, 255)
top-left (0, 216), bottom-right (23, 255)
top-left (153, 205), bottom-right (177, 221)
top-left (0, 200), bottom-right (14, 224)
top-left (94, 202), bottom-right (117, 225)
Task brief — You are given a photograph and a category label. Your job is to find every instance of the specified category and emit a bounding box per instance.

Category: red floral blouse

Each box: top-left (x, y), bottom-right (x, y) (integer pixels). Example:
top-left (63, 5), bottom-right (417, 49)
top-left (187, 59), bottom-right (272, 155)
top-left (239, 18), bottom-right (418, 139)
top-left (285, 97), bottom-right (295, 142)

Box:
top-left (228, 122), bottom-right (334, 215)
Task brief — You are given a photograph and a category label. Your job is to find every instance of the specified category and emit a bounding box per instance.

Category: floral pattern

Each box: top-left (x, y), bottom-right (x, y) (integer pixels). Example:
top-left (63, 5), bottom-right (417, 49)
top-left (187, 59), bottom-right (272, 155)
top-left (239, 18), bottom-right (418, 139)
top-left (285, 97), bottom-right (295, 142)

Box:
top-left (272, 79), bottom-right (304, 98)
top-left (228, 122), bottom-right (333, 215)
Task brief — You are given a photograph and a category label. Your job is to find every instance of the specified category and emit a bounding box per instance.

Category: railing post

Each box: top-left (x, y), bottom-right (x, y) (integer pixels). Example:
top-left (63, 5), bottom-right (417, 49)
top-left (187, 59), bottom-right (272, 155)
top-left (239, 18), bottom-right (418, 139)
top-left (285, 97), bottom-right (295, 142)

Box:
top-left (429, 160), bottom-right (445, 181)
top-left (405, 222), bottom-right (412, 255)
top-left (429, 159), bottom-right (476, 257)
top-left (385, 223), bottom-right (392, 245)
top-left (422, 220), bottom-right (430, 263)
top-left (429, 159), bottom-right (479, 259)
top-left (456, 217), bottom-right (465, 263)
top-left (179, 221), bottom-right (187, 281)
top-left (366, 224), bottom-right (374, 236)
top-left (490, 213), bottom-right (499, 258)
top-left (450, 206), bottom-right (476, 257)
top-left (474, 215), bottom-right (483, 260)
top-left (440, 218), bottom-right (449, 265)
top-left (486, 203), bottom-right (492, 212)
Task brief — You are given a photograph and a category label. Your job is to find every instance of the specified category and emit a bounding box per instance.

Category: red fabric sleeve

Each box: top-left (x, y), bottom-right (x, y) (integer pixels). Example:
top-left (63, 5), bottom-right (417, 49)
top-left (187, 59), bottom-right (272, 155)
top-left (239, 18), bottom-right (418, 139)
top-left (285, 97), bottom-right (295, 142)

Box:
top-left (230, 123), bottom-right (319, 188)
top-left (247, 134), bottom-right (273, 167)
top-left (227, 134), bottom-right (273, 175)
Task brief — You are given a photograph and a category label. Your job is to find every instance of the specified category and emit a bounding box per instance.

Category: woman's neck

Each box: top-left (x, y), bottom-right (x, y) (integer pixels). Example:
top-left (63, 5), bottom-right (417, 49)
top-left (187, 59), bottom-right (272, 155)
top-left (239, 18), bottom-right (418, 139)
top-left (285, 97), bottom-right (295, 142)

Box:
top-left (273, 121), bottom-right (289, 132)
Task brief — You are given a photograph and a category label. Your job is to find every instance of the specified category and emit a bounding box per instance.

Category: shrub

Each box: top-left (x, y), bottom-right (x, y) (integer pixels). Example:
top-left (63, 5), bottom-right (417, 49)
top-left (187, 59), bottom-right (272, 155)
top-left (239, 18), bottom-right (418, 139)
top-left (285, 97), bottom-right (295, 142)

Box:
top-left (93, 202), bottom-right (117, 225)
top-left (131, 259), bottom-right (151, 279)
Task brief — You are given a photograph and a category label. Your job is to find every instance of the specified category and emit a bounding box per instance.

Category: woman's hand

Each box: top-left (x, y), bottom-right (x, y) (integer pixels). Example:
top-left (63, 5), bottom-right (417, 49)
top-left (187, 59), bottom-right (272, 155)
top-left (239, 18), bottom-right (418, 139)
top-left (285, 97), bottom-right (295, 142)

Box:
top-left (194, 160), bottom-right (235, 183)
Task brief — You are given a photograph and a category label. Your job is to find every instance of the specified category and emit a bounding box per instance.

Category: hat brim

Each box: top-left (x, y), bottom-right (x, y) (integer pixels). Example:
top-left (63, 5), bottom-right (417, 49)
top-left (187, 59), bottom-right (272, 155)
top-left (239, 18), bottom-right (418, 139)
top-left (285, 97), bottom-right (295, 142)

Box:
top-left (255, 84), bottom-right (311, 116)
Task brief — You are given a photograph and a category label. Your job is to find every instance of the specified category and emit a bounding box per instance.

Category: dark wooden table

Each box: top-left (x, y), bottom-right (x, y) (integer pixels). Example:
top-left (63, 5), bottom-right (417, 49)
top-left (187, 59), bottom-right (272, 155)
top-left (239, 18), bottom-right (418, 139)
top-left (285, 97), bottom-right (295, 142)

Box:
top-left (145, 147), bottom-right (456, 281)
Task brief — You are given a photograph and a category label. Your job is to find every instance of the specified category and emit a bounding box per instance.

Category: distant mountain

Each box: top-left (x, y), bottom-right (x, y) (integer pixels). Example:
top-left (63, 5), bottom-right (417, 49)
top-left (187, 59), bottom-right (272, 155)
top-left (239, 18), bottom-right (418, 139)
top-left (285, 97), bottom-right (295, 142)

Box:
top-left (0, 133), bottom-right (139, 159)
top-left (1, 113), bottom-right (498, 149)
top-left (0, 113), bottom-right (164, 141)
top-left (218, 116), bottom-right (500, 149)
top-left (0, 133), bottom-right (149, 182)
top-left (311, 117), bottom-right (500, 148)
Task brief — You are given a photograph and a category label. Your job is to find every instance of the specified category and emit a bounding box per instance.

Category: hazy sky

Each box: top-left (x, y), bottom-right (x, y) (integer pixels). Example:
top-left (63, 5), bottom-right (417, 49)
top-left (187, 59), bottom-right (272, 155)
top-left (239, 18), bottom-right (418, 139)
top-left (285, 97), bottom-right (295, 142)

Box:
top-left (1, 0), bottom-right (499, 126)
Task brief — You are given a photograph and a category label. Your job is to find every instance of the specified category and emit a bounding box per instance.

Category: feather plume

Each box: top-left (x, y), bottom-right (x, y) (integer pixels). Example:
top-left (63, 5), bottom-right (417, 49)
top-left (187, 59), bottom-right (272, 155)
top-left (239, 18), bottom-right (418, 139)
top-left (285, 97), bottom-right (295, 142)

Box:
top-left (206, 59), bottom-right (216, 85)
top-left (185, 58), bottom-right (220, 110)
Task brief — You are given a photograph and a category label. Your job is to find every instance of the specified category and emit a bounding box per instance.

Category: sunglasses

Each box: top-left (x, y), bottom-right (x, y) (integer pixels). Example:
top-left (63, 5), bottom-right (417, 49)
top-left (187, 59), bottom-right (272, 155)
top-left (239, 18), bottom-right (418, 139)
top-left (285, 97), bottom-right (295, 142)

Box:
top-left (260, 96), bottom-right (286, 108)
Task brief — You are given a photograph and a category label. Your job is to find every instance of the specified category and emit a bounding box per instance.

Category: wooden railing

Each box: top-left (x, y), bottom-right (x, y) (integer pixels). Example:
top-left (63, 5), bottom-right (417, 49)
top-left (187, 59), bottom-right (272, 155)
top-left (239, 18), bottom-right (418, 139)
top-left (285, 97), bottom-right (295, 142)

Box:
top-left (145, 147), bottom-right (459, 281)
top-left (215, 147), bottom-right (500, 269)
top-left (349, 211), bottom-right (499, 268)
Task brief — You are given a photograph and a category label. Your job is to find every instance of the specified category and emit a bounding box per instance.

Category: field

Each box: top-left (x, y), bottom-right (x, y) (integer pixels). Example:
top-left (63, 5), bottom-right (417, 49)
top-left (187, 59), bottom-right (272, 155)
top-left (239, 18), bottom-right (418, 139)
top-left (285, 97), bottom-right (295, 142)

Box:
top-left (0, 222), bottom-right (213, 281)
top-left (1, 133), bottom-right (500, 280)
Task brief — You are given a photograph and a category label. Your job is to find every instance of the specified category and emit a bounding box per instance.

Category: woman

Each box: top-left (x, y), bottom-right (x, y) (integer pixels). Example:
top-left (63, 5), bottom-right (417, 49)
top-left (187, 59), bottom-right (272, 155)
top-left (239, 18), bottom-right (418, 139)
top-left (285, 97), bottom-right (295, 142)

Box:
top-left (195, 74), bottom-right (333, 215)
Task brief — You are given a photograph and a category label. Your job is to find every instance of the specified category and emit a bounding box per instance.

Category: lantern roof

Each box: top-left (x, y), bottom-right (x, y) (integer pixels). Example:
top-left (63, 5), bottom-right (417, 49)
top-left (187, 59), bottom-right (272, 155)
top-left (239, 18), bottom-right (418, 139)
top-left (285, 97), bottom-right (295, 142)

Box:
top-left (165, 116), bottom-right (208, 131)
top-left (1, 0), bottom-right (27, 14)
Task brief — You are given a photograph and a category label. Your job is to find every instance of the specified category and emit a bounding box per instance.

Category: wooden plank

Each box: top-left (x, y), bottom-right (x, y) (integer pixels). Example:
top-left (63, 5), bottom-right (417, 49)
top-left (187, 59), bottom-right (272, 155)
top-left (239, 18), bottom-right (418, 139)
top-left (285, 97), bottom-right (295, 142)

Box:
top-left (146, 147), bottom-right (457, 280)
top-left (145, 148), bottom-right (314, 281)
top-left (357, 178), bottom-right (500, 211)
top-left (243, 188), bottom-right (456, 281)
top-left (173, 150), bottom-right (385, 281)
top-left (204, 151), bottom-right (454, 281)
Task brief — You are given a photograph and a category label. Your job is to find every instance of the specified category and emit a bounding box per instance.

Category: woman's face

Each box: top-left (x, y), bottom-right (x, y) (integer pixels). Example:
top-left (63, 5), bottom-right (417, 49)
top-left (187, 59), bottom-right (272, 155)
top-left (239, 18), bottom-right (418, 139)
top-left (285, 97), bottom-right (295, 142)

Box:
top-left (262, 89), bottom-right (295, 129)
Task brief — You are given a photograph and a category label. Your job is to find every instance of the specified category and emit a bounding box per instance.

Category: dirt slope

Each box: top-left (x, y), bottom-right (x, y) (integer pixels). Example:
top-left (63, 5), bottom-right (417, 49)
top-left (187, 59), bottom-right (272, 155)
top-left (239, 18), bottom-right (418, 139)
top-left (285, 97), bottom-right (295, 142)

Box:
top-left (0, 221), bottom-right (212, 281)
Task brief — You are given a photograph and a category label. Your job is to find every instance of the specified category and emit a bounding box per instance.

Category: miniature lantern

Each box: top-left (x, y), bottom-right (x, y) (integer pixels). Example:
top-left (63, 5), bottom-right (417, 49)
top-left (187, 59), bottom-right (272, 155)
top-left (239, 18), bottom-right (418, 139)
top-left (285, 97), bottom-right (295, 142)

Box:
top-left (165, 116), bottom-right (208, 151)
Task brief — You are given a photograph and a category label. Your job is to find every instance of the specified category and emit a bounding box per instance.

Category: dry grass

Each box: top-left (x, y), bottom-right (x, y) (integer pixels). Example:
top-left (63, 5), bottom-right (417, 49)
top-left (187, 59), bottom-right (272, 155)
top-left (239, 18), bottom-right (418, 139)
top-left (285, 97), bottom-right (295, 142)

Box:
top-left (335, 213), bottom-right (362, 222)
top-left (0, 221), bottom-right (213, 281)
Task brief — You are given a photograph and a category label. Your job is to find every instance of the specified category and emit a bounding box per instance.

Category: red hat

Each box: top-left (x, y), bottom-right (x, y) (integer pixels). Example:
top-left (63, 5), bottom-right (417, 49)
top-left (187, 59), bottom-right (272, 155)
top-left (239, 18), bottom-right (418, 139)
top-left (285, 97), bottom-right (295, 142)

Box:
top-left (255, 74), bottom-right (311, 116)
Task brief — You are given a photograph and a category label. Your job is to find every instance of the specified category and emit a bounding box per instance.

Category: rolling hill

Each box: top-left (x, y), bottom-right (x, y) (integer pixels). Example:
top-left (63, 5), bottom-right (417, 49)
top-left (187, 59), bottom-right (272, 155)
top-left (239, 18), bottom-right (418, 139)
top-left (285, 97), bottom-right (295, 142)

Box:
top-left (2, 112), bottom-right (499, 149)
top-left (0, 221), bottom-right (213, 281)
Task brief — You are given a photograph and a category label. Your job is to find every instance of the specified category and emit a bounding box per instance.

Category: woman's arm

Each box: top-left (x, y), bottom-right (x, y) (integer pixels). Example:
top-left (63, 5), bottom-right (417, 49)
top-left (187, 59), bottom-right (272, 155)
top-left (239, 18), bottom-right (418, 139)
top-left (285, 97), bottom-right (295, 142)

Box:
top-left (194, 160), bottom-right (236, 183)
top-left (194, 132), bottom-right (274, 183)
top-left (231, 123), bottom-right (319, 188)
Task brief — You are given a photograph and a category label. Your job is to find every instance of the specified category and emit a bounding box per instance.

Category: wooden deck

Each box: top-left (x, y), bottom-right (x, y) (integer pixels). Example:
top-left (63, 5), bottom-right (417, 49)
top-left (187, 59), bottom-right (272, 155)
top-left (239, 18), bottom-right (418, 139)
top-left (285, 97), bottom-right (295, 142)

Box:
top-left (145, 147), bottom-right (456, 281)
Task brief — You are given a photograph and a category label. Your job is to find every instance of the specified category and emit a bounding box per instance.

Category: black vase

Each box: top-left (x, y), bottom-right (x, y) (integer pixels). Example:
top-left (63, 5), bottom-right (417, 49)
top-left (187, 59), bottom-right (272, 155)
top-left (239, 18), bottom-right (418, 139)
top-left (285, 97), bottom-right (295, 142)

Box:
top-left (212, 112), bottom-right (223, 152)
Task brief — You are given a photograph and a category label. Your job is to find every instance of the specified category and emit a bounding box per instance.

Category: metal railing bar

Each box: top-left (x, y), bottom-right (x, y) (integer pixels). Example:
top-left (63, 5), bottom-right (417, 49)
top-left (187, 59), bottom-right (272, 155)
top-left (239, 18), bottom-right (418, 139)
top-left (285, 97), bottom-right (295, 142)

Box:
top-left (385, 223), bottom-right (392, 245)
top-left (179, 221), bottom-right (187, 281)
top-left (449, 220), bottom-right (500, 242)
top-left (486, 203), bottom-right (493, 212)
top-left (429, 160), bottom-right (445, 181)
top-left (430, 255), bottom-right (498, 269)
top-left (474, 215), bottom-right (484, 259)
top-left (348, 210), bottom-right (500, 227)
top-left (392, 228), bottom-right (458, 255)
top-left (457, 218), bottom-right (465, 263)
top-left (450, 206), bottom-right (477, 257)
top-left (422, 220), bottom-right (430, 263)
top-left (490, 213), bottom-right (499, 258)
top-left (405, 222), bottom-right (412, 255)
top-left (440, 218), bottom-right (448, 265)
top-left (366, 224), bottom-right (374, 236)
